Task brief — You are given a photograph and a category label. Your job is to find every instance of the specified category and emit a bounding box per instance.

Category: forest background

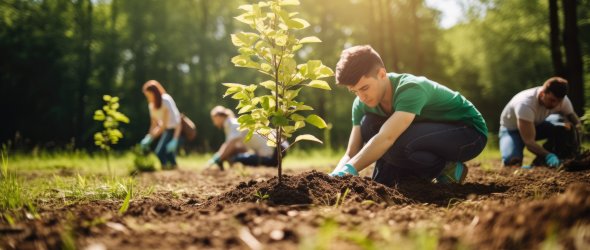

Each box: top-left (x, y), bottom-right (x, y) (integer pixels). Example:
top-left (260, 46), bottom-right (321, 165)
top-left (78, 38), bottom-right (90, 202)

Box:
top-left (1, 0), bottom-right (588, 152)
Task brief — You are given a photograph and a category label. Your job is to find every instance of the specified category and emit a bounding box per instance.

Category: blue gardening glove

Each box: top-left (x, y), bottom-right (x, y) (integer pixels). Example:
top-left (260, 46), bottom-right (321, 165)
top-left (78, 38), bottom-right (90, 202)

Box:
top-left (140, 135), bottom-right (153, 150)
top-left (545, 153), bottom-right (560, 168)
top-left (166, 138), bottom-right (178, 153)
top-left (207, 153), bottom-right (221, 166)
top-left (329, 164), bottom-right (359, 177)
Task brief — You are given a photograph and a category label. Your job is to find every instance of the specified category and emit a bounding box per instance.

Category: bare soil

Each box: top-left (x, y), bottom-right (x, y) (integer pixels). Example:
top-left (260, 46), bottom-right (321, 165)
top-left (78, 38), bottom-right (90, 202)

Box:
top-left (2, 160), bottom-right (590, 249)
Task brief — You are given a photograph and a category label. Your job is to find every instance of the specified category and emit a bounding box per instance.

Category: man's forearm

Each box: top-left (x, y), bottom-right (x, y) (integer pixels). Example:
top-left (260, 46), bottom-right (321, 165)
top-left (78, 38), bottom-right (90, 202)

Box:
top-left (336, 155), bottom-right (351, 169)
top-left (524, 141), bottom-right (550, 157)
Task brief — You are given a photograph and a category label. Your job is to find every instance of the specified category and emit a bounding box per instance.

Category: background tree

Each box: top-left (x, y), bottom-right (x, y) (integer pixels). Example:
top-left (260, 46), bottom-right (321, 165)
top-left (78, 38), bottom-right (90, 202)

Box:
top-left (0, 0), bottom-right (588, 151)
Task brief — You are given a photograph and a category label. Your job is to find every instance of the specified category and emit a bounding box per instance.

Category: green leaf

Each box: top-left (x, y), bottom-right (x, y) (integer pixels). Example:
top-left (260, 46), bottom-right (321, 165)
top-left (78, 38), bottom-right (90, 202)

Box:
top-left (238, 105), bottom-right (255, 114)
top-left (260, 63), bottom-right (272, 72)
top-left (271, 115), bottom-right (289, 126)
top-left (231, 92), bottom-right (249, 100)
top-left (238, 4), bottom-right (253, 12)
top-left (297, 103), bottom-right (313, 111)
top-left (307, 80), bottom-right (331, 90)
top-left (294, 121), bottom-right (305, 130)
top-left (275, 34), bottom-right (288, 46)
top-left (306, 114), bottom-right (327, 129)
top-left (299, 36), bottom-right (321, 43)
top-left (287, 18), bottom-right (310, 29)
top-left (290, 113), bottom-right (305, 121)
top-left (234, 13), bottom-right (255, 25)
top-left (223, 83), bottom-right (246, 89)
top-left (260, 80), bottom-right (277, 91)
top-left (294, 134), bottom-right (323, 144)
top-left (238, 114), bottom-right (254, 125)
top-left (93, 110), bottom-right (105, 121)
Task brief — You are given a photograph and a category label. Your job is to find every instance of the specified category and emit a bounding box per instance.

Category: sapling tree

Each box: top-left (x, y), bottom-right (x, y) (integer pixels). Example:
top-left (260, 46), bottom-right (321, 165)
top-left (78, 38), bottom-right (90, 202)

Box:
top-left (224, 0), bottom-right (333, 183)
top-left (93, 95), bottom-right (130, 176)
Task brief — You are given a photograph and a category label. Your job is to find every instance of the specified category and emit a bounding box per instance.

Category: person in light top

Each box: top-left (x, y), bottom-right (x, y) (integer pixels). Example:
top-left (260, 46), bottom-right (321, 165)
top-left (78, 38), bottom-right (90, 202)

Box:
top-left (208, 105), bottom-right (287, 170)
top-left (139, 80), bottom-right (182, 170)
top-left (499, 76), bottom-right (581, 168)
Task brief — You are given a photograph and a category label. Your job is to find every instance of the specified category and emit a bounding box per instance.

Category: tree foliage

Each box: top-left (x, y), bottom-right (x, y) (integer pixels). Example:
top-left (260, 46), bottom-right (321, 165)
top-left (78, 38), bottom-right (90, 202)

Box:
top-left (225, 0), bottom-right (333, 181)
top-left (0, 0), bottom-right (588, 150)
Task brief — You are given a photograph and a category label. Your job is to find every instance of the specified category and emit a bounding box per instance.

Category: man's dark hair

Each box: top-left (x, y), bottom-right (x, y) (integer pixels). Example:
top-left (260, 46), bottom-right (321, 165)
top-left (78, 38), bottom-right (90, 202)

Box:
top-left (335, 45), bottom-right (385, 86)
top-left (542, 77), bottom-right (568, 99)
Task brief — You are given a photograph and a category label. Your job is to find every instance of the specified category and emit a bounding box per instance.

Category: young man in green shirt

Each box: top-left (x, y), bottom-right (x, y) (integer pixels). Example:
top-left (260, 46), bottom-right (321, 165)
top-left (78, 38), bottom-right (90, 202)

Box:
top-left (329, 45), bottom-right (488, 186)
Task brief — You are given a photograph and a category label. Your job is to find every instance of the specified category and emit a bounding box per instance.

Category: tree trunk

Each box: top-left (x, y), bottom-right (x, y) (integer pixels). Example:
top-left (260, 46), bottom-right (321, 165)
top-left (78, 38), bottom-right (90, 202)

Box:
top-left (76, 0), bottom-right (93, 147)
top-left (386, 0), bottom-right (399, 71)
top-left (410, 0), bottom-right (423, 74)
top-left (549, 0), bottom-right (566, 76)
top-left (562, 0), bottom-right (585, 116)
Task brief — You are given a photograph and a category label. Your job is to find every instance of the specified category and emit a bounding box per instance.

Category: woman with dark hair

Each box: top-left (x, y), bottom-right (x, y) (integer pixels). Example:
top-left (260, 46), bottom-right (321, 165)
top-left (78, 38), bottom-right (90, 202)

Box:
top-left (140, 80), bottom-right (182, 170)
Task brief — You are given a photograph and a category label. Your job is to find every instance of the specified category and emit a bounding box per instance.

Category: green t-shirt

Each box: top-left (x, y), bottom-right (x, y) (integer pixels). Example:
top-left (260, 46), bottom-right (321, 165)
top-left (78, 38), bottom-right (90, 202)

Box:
top-left (352, 73), bottom-right (488, 136)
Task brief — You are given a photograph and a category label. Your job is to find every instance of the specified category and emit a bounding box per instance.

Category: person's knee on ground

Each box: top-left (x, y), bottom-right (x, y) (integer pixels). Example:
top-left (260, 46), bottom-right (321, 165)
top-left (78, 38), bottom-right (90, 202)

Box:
top-left (503, 156), bottom-right (523, 167)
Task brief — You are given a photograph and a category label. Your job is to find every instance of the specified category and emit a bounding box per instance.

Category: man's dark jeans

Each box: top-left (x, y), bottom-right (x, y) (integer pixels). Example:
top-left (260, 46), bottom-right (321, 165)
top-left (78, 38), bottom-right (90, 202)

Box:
top-left (361, 113), bottom-right (487, 186)
top-left (232, 145), bottom-right (287, 167)
top-left (499, 114), bottom-right (578, 166)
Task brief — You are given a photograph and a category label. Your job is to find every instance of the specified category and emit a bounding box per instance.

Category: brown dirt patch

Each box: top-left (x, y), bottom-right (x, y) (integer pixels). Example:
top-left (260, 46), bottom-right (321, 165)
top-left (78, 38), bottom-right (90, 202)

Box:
top-left (2, 161), bottom-right (590, 249)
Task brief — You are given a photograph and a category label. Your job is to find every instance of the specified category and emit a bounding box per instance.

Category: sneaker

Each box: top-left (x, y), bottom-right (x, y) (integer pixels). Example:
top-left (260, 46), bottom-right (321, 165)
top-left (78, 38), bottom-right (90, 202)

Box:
top-left (435, 162), bottom-right (468, 184)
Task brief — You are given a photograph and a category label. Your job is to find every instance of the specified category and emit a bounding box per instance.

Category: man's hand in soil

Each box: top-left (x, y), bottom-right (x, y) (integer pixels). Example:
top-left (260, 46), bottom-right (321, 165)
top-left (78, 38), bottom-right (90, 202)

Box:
top-left (545, 153), bottom-right (560, 168)
top-left (207, 153), bottom-right (221, 167)
top-left (329, 164), bottom-right (359, 177)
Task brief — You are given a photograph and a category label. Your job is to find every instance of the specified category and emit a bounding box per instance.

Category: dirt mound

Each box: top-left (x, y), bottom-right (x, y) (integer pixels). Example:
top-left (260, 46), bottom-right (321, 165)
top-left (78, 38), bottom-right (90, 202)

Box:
top-left (471, 183), bottom-right (590, 249)
top-left (562, 150), bottom-right (590, 171)
top-left (203, 170), bottom-right (413, 206)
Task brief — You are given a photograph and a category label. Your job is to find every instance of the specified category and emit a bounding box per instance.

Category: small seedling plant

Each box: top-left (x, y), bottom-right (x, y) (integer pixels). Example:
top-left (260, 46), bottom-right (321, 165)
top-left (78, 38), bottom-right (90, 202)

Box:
top-left (254, 190), bottom-right (270, 203)
top-left (93, 95), bottom-right (130, 176)
top-left (224, 0), bottom-right (333, 183)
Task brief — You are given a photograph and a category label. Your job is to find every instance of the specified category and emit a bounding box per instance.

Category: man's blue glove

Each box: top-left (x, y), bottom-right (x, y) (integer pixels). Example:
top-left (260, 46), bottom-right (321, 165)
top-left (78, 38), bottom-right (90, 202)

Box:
top-left (140, 135), bottom-right (153, 150)
top-left (329, 164), bottom-right (359, 177)
top-left (207, 153), bottom-right (221, 166)
top-left (545, 153), bottom-right (560, 168)
top-left (166, 138), bottom-right (178, 153)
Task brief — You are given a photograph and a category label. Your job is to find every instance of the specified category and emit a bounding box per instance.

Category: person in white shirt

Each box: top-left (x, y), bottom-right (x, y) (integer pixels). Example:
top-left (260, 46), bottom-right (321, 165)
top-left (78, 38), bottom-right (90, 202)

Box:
top-left (208, 105), bottom-right (287, 170)
top-left (139, 80), bottom-right (182, 170)
top-left (499, 77), bottom-right (581, 168)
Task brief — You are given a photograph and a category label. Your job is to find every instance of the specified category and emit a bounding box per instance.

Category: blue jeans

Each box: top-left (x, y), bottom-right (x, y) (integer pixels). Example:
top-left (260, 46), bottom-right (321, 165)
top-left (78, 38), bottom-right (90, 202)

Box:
top-left (361, 114), bottom-right (487, 186)
top-left (499, 114), bottom-right (572, 165)
top-left (154, 129), bottom-right (179, 167)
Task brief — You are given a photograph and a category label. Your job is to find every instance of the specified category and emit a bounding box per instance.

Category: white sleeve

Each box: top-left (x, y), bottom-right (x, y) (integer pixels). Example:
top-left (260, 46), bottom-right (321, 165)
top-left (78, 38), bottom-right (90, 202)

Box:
top-left (162, 94), bottom-right (181, 125)
top-left (558, 96), bottom-right (575, 115)
top-left (225, 119), bottom-right (244, 142)
top-left (515, 104), bottom-right (535, 122)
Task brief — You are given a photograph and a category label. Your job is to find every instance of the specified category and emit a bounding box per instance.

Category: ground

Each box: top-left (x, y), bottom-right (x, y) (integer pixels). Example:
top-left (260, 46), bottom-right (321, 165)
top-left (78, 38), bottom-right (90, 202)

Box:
top-left (1, 149), bottom-right (590, 249)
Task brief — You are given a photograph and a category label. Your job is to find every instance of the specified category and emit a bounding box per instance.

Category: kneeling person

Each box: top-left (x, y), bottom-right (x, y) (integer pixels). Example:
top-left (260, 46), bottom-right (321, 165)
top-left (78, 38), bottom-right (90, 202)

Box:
top-left (329, 45), bottom-right (488, 186)
top-left (208, 106), bottom-right (286, 170)
top-left (499, 77), bottom-right (581, 168)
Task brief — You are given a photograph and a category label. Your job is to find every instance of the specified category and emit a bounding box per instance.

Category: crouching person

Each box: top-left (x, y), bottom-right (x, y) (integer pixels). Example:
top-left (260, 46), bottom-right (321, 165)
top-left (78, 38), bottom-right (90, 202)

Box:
top-left (499, 77), bottom-right (581, 168)
top-left (328, 45), bottom-right (488, 186)
top-left (139, 80), bottom-right (182, 170)
top-left (208, 105), bottom-right (288, 170)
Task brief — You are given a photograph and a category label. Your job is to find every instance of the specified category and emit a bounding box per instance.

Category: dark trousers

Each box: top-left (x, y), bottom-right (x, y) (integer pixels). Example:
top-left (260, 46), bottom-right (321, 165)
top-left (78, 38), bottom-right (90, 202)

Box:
top-left (232, 145), bottom-right (287, 167)
top-left (499, 114), bottom-right (578, 165)
top-left (154, 129), bottom-right (178, 167)
top-left (361, 114), bottom-right (487, 186)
